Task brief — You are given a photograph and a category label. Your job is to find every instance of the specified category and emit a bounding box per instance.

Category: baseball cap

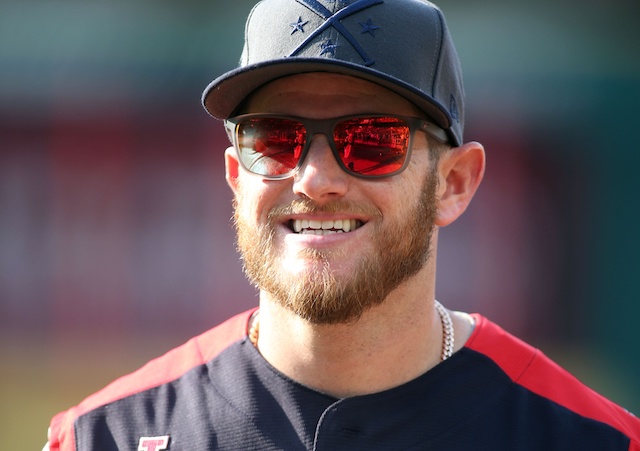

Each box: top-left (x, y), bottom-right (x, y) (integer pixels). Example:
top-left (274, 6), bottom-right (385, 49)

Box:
top-left (202, 0), bottom-right (465, 146)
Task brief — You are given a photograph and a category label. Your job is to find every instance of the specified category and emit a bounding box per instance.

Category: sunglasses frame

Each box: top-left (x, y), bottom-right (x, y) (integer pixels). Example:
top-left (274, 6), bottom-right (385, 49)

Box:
top-left (224, 113), bottom-right (448, 180)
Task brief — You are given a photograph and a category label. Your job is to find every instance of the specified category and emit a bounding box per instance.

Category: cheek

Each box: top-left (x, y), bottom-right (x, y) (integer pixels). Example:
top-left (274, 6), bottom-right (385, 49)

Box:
top-left (374, 161), bottom-right (435, 218)
top-left (236, 176), bottom-right (283, 223)
top-left (408, 142), bottom-right (434, 174)
top-left (386, 157), bottom-right (431, 197)
top-left (236, 191), bottom-right (263, 225)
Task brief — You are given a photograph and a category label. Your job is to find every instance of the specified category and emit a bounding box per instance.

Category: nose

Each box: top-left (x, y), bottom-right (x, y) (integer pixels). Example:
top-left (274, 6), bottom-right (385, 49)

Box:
top-left (292, 134), bottom-right (349, 202)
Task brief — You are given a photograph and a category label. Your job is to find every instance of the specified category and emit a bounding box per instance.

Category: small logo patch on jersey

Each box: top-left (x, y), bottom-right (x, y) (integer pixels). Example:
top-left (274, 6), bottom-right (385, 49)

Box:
top-left (138, 435), bottom-right (170, 451)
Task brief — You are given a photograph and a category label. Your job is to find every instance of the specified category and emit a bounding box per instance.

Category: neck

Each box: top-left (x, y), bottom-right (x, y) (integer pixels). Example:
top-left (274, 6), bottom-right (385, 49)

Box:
top-left (254, 279), bottom-right (447, 398)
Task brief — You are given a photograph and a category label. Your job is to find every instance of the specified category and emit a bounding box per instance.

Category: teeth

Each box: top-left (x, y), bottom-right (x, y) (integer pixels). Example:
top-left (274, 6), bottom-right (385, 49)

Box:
top-left (292, 219), bottom-right (361, 234)
top-left (300, 229), bottom-right (344, 236)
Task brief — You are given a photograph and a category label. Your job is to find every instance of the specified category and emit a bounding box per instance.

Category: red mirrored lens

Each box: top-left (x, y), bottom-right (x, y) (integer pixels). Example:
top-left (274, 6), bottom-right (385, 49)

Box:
top-left (333, 117), bottom-right (410, 176)
top-left (235, 116), bottom-right (411, 177)
top-left (236, 118), bottom-right (306, 176)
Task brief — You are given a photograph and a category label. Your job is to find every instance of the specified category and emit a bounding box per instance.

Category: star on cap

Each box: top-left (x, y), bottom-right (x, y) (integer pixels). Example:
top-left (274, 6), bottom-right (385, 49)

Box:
top-left (359, 18), bottom-right (379, 36)
top-left (290, 16), bottom-right (309, 35)
top-left (320, 39), bottom-right (338, 56)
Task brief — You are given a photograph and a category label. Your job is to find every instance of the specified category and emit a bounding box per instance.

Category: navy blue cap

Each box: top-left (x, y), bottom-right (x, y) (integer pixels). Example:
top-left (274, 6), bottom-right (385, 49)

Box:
top-left (202, 0), bottom-right (465, 146)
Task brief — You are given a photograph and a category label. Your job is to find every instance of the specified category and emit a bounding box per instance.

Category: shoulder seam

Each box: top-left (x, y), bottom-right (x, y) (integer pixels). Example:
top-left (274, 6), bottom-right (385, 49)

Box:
top-left (512, 348), bottom-right (539, 383)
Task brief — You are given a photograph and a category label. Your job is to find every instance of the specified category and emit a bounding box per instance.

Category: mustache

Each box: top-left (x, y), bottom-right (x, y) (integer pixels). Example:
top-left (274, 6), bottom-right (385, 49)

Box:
top-left (267, 198), bottom-right (382, 223)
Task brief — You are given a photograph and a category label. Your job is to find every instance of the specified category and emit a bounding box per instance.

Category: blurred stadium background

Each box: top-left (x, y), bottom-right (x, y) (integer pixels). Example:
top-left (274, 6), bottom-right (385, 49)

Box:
top-left (1, 0), bottom-right (639, 449)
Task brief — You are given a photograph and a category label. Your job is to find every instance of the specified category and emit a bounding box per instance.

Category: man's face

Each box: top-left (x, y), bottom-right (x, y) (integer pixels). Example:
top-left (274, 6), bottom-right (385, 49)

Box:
top-left (228, 73), bottom-right (441, 324)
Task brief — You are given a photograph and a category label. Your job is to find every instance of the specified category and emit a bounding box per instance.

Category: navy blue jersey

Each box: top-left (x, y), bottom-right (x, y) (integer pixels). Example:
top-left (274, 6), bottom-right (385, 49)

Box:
top-left (48, 310), bottom-right (640, 450)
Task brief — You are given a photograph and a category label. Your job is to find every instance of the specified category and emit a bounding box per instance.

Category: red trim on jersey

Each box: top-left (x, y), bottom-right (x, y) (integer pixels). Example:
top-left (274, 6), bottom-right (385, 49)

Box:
top-left (49, 310), bottom-right (640, 450)
top-left (48, 308), bottom-right (256, 451)
top-left (466, 314), bottom-right (640, 449)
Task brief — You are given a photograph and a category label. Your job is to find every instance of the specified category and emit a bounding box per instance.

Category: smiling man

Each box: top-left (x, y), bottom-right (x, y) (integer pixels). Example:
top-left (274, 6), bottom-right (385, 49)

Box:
top-left (46, 0), bottom-right (640, 450)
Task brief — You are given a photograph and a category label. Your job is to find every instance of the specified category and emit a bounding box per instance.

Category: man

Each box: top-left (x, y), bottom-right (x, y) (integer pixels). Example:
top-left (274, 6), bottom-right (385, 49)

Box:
top-left (46, 0), bottom-right (640, 449)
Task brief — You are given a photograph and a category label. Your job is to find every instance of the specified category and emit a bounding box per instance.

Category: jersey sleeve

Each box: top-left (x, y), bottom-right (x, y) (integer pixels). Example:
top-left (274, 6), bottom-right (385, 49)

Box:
top-left (46, 308), bottom-right (255, 451)
top-left (466, 314), bottom-right (640, 449)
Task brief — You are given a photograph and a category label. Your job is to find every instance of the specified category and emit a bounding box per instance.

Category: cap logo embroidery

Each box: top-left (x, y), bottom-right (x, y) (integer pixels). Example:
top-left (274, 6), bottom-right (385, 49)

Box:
top-left (290, 16), bottom-right (309, 34)
top-left (320, 39), bottom-right (339, 56)
top-left (289, 0), bottom-right (384, 66)
top-left (449, 94), bottom-right (460, 122)
top-left (359, 18), bottom-right (379, 36)
top-left (138, 435), bottom-right (170, 451)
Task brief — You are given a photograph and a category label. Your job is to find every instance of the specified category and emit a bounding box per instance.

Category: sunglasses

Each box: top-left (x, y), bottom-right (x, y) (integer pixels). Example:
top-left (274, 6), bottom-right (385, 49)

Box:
top-left (224, 114), bottom-right (448, 180)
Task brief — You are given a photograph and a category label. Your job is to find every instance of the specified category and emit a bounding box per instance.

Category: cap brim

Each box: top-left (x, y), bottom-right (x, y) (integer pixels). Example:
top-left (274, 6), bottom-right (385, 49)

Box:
top-left (202, 58), bottom-right (455, 142)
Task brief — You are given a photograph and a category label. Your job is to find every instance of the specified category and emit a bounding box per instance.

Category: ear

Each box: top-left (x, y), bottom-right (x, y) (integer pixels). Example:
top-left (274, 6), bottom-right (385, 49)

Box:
top-left (436, 141), bottom-right (486, 227)
top-left (225, 146), bottom-right (241, 195)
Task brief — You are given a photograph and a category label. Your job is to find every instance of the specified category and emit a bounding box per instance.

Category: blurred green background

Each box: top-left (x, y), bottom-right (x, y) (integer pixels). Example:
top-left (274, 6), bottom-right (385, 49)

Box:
top-left (1, 1), bottom-right (639, 449)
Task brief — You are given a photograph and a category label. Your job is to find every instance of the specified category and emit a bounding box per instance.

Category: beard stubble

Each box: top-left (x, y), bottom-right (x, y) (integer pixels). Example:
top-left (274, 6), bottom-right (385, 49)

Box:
top-left (234, 169), bottom-right (439, 324)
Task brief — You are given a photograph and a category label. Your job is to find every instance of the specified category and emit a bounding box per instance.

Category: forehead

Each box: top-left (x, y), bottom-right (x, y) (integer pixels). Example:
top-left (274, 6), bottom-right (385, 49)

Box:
top-left (241, 73), bottom-right (423, 119)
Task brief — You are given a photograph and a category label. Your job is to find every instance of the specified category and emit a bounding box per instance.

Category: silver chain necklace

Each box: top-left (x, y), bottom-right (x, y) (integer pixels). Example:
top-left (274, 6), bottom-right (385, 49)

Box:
top-left (249, 300), bottom-right (455, 362)
top-left (435, 300), bottom-right (455, 361)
